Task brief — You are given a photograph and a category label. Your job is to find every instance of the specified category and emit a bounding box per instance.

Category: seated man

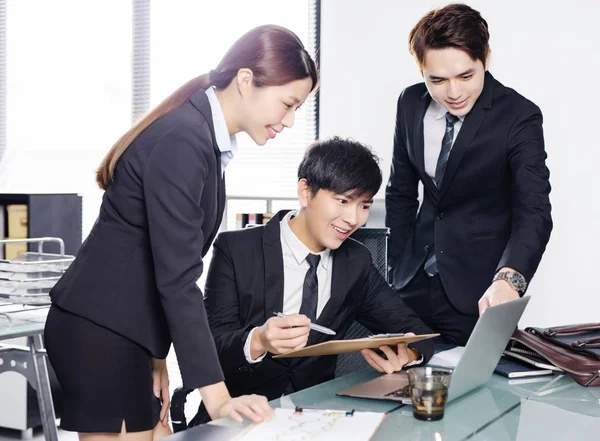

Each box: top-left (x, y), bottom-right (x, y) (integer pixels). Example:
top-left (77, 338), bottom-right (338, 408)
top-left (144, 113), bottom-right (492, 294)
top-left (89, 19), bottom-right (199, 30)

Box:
top-left (194, 137), bottom-right (434, 423)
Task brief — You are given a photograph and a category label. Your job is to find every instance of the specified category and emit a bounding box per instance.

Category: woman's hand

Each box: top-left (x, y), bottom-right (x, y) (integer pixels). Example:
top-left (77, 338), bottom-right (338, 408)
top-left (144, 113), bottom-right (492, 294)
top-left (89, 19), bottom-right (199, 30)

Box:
top-left (152, 358), bottom-right (170, 427)
top-left (200, 382), bottom-right (274, 423)
top-left (215, 395), bottom-right (274, 423)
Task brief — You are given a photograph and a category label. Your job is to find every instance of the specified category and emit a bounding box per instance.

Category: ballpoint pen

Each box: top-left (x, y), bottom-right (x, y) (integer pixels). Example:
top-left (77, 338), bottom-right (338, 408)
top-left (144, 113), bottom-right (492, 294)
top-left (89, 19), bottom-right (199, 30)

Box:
top-left (273, 312), bottom-right (336, 335)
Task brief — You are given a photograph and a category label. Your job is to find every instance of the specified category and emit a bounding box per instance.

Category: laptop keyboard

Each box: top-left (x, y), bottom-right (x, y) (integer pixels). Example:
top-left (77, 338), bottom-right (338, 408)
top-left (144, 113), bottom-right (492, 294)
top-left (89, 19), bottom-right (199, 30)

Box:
top-left (384, 384), bottom-right (411, 398)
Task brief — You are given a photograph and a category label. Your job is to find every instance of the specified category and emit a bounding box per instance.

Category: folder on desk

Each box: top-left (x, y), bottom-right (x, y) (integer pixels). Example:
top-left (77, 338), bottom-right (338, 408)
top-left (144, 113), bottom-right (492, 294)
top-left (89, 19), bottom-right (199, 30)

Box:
top-left (494, 356), bottom-right (554, 378)
top-left (273, 333), bottom-right (438, 358)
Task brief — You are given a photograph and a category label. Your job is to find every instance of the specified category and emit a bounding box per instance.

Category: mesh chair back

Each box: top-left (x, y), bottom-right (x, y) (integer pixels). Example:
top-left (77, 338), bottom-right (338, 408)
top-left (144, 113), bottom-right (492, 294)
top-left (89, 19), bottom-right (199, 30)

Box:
top-left (348, 228), bottom-right (389, 280)
top-left (335, 227), bottom-right (390, 377)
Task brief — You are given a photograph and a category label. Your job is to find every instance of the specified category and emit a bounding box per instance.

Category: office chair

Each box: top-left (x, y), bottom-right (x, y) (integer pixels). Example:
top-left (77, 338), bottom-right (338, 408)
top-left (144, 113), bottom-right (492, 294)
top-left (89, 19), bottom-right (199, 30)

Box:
top-left (170, 227), bottom-right (391, 432)
top-left (334, 227), bottom-right (390, 378)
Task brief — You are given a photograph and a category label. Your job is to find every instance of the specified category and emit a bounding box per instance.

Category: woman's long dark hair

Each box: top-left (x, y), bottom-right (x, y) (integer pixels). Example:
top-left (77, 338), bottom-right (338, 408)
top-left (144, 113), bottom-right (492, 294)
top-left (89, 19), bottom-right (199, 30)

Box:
top-left (97, 25), bottom-right (318, 190)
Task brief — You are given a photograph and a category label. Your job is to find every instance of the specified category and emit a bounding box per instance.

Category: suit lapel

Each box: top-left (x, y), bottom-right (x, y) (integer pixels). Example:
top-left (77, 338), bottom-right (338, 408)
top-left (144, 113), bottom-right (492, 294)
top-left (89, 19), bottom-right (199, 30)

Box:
top-left (437, 105), bottom-right (487, 197)
top-left (438, 72), bottom-right (495, 198)
top-left (215, 174), bottom-right (225, 241)
top-left (189, 88), bottom-right (226, 250)
top-left (262, 212), bottom-right (287, 322)
top-left (306, 246), bottom-right (350, 347)
top-left (413, 92), bottom-right (438, 195)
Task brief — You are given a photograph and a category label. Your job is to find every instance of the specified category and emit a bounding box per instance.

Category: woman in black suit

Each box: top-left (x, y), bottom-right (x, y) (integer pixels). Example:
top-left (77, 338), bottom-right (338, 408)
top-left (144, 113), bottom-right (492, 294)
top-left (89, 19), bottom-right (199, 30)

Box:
top-left (45, 24), bottom-right (317, 441)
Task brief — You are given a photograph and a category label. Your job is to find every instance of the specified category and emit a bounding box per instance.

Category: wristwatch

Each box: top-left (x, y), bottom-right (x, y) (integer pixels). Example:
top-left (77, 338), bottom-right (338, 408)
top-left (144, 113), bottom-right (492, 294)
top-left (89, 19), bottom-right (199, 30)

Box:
top-left (493, 270), bottom-right (527, 293)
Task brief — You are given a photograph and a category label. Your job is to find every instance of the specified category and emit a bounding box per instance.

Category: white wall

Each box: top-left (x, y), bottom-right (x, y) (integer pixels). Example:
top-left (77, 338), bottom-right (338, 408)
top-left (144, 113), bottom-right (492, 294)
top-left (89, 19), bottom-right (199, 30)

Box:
top-left (320, 0), bottom-right (600, 327)
top-left (0, 0), bottom-right (132, 237)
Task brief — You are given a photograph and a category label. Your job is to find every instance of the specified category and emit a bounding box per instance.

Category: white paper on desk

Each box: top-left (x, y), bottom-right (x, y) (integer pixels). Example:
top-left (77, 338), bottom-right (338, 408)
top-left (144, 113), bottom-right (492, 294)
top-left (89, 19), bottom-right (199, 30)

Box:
top-left (427, 346), bottom-right (465, 368)
top-left (237, 407), bottom-right (385, 441)
top-left (279, 395), bottom-right (295, 409)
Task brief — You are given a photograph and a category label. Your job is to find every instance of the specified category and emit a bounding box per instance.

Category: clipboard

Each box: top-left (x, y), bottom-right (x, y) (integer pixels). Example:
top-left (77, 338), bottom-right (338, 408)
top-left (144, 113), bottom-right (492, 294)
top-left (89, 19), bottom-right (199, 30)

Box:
top-left (273, 333), bottom-right (439, 358)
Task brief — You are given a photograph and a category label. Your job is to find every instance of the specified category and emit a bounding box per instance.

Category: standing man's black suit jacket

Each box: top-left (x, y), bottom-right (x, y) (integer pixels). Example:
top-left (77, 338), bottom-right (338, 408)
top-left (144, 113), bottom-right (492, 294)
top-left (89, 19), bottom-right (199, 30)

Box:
top-left (204, 210), bottom-right (434, 401)
top-left (386, 72), bottom-right (553, 316)
top-left (50, 89), bottom-right (226, 389)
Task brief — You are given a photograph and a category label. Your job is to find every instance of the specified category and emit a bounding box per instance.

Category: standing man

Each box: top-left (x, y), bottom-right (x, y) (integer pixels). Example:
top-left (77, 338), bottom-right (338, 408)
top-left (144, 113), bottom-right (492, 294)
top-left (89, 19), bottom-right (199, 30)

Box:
top-left (386, 3), bottom-right (552, 345)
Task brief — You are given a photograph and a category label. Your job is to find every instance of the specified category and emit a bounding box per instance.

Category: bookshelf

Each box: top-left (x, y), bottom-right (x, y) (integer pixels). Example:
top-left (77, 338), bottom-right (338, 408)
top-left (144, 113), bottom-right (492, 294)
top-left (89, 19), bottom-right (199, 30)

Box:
top-left (0, 193), bottom-right (82, 258)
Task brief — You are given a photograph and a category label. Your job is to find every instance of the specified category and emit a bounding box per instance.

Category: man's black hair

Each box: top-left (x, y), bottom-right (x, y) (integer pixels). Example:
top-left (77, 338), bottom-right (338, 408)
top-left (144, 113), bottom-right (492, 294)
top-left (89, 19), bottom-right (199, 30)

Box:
top-left (297, 136), bottom-right (382, 198)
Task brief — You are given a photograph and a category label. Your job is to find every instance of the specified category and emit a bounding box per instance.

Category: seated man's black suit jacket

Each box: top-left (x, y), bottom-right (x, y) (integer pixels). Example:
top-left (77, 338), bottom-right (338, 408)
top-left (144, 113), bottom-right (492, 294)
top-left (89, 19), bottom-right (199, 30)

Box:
top-left (204, 210), bottom-right (434, 402)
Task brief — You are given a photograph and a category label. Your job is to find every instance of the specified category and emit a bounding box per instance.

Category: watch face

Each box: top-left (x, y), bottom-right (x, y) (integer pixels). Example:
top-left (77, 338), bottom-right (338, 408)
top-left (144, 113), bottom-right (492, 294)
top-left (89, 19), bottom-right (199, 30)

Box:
top-left (509, 272), bottom-right (527, 290)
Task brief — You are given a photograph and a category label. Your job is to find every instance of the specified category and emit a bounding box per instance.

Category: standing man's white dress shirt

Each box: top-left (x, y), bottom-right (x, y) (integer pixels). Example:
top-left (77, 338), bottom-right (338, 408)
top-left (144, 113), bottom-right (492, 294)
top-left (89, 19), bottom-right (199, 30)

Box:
top-left (423, 98), bottom-right (464, 181)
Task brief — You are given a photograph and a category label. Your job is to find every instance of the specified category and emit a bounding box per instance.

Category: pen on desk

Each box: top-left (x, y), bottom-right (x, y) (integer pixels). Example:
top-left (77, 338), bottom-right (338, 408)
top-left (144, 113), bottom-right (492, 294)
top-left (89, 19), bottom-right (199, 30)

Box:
top-left (273, 312), bottom-right (336, 335)
top-left (295, 406), bottom-right (355, 416)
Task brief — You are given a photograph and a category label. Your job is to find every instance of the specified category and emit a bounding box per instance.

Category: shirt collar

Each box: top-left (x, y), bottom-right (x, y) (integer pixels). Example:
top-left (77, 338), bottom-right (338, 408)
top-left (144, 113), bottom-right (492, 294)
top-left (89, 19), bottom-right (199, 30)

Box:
top-left (281, 210), bottom-right (331, 269)
top-left (431, 98), bottom-right (465, 122)
top-left (205, 86), bottom-right (238, 157)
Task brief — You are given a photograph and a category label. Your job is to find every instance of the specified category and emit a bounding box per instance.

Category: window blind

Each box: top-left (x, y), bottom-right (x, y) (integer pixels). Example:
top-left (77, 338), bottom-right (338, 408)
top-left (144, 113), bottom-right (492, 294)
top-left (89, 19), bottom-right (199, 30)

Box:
top-left (0, 0), bottom-right (6, 165)
top-left (149, 0), bottom-right (319, 199)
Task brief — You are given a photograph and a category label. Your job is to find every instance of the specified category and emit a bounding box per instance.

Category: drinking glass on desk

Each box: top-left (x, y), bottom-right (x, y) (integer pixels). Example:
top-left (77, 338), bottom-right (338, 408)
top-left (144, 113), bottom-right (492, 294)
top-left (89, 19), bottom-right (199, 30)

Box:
top-left (407, 367), bottom-right (453, 421)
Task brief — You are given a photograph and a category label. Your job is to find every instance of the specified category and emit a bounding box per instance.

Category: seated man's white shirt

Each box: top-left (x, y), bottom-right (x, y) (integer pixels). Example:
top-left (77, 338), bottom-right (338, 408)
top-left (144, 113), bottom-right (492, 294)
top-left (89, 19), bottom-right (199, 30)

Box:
top-left (244, 210), bottom-right (332, 363)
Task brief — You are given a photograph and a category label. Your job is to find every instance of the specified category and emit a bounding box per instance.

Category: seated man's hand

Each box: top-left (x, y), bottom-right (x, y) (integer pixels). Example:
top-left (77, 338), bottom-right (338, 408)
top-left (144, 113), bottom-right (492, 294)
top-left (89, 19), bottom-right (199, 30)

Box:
top-left (251, 314), bottom-right (311, 358)
top-left (360, 332), bottom-right (419, 374)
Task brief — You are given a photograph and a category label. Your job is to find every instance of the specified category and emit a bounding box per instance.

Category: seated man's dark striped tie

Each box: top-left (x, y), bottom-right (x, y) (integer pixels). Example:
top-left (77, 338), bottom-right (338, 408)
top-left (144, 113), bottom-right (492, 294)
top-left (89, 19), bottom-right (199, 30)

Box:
top-left (299, 253), bottom-right (321, 322)
top-left (424, 112), bottom-right (459, 277)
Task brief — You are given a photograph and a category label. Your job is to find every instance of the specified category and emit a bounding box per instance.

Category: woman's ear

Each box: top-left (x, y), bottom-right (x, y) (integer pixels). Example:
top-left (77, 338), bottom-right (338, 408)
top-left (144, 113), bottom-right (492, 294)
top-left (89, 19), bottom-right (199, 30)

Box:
top-left (236, 68), bottom-right (254, 96)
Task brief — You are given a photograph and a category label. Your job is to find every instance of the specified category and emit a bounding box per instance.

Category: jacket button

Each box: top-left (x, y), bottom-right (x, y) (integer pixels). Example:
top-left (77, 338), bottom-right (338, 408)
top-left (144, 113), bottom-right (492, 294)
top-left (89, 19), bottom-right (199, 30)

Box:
top-left (440, 250), bottom-right (444, 254)
top-left (424, 245), bottom-right (431, 252)
top-left (437, 212), bottom-right (444, 220)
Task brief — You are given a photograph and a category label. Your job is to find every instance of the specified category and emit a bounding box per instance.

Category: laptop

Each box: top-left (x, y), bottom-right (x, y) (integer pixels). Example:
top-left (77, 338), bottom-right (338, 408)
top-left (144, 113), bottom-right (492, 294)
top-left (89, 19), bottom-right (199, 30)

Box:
top-left (337, 296), bottom-right (530, 404)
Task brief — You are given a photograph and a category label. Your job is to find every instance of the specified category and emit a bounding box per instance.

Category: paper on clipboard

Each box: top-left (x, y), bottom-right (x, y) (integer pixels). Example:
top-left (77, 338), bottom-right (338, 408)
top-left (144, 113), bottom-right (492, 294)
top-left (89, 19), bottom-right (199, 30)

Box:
top-left (273, 333), bottom-right (439, 358)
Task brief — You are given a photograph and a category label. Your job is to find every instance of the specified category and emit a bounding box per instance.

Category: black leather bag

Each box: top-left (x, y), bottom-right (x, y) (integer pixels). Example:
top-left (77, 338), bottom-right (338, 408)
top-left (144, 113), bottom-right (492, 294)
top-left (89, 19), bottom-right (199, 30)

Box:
top-left (510, 323), bottom-right (600, 387)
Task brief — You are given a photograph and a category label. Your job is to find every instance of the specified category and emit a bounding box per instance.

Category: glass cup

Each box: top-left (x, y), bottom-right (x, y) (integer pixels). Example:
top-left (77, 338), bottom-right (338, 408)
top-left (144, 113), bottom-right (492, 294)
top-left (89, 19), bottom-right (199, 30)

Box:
top-left (407, 367), bottom-right (453, 421)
